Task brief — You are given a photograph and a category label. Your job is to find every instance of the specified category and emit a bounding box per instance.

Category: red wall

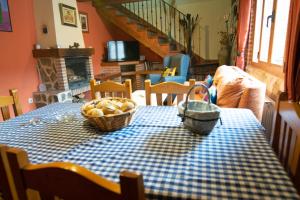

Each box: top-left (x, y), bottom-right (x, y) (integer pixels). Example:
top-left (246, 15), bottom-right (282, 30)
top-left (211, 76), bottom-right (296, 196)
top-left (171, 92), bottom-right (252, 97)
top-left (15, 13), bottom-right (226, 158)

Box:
top-left (77, 2), bottom-right (113, 75)
top-left (0, 1), bottom-right (161, 115)
top-left (0, 0), bottom-right (38, 113)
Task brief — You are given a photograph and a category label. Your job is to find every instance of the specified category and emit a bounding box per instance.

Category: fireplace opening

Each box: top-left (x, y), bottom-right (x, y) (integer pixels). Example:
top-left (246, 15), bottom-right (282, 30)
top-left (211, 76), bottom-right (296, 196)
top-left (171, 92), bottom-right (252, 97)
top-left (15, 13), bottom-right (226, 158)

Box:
top-left (65, 57), bottom-right (91, 90)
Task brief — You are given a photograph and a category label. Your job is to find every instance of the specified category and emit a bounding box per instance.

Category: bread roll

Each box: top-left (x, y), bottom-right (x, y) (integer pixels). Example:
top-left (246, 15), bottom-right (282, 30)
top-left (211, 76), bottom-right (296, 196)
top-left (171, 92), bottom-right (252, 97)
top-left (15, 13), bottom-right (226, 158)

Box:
top-left (120, 101), bottom-right (134, 112)
top-left (87, 108), bottom-right (104, 117)
top-left (83, 104), bottom-right (95, 113)
top-left (102, 104), bottom-right (117, 115)
top-left (114, 109), bottom-right (123, 114)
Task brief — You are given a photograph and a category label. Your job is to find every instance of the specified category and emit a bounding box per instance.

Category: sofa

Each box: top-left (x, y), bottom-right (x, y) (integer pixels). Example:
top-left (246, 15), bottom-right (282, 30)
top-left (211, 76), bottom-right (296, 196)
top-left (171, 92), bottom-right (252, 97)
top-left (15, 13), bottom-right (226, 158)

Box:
top-left (206, 65), bottom-right (266, 121)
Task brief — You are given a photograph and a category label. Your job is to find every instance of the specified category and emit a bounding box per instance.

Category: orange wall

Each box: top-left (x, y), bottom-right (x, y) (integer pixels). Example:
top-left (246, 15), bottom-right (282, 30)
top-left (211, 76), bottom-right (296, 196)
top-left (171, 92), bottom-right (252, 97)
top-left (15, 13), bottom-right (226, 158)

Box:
top-left (77, 2), bottom-right (113, 74)
top-left (0, 0), bottom-right (38, 113)
top-left (0, 1), bottom-right (161, 115)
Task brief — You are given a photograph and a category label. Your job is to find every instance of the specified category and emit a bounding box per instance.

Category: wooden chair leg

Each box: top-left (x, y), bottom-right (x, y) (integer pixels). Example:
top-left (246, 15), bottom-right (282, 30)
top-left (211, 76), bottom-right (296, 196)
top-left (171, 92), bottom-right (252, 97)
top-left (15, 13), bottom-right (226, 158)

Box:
top-left (6, 148), bottom-right (30, 200)
top-left (120, 171), bottom-right (145, 200)
top-left (0, 145), bottom-right (13, 200)
top-left (145, 80), bottom-right (151, 105)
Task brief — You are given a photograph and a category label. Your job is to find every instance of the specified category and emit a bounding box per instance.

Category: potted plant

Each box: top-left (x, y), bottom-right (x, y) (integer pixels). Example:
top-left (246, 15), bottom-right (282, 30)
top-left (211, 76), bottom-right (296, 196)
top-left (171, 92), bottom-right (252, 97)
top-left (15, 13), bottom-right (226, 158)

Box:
top-left (180, 13), bottom-right (199, 59)
top-left (218, 13), bottom-right (235, 65)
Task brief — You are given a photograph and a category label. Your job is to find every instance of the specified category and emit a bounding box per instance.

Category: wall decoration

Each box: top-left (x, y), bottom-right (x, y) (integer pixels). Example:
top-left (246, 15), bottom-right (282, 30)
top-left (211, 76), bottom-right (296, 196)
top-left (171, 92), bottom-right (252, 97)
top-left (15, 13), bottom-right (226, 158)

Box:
top-left (0, 0), bottom-right (12, 32)
top-left (59, 3), bottom-right (77, 27)
top-left (79, 12), bottom-right (88, 33)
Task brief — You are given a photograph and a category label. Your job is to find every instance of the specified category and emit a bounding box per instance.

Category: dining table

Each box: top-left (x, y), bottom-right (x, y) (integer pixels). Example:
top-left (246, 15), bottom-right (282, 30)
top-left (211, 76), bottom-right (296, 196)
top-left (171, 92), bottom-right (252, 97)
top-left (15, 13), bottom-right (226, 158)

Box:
top-left (0, 103), bottom-right (299, 199)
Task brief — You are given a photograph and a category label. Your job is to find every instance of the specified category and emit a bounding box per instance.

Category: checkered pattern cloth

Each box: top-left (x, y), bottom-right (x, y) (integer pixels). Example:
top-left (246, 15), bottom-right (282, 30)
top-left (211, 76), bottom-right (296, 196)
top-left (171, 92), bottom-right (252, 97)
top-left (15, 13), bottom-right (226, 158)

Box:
top-left (0, 103), bottom-right (299, 199)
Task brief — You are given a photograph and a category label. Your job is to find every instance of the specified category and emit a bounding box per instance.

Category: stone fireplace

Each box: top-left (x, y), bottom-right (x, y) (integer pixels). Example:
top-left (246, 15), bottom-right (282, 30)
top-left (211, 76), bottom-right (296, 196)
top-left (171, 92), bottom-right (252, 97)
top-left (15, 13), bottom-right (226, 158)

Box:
top-left (32, 48), bottom-right (94, 107)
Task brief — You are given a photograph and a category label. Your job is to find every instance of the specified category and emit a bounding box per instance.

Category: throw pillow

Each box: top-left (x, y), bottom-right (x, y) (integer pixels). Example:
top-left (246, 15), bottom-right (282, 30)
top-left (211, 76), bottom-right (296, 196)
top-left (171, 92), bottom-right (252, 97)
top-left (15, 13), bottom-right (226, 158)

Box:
top-left (238, 79), bottom-right (266, 121)
top-left (162, 67), bottom-right (171, 77)
top-left (204, 74), bottom-right (213, 88)
top-left (217, 78), bottom-right (246, 108)
top-left (203, 85), bottom-right (217, 104)
top-left (162, 67), bottom-right (176, 77)
top-left (195, 75), bottom-right (213, 96)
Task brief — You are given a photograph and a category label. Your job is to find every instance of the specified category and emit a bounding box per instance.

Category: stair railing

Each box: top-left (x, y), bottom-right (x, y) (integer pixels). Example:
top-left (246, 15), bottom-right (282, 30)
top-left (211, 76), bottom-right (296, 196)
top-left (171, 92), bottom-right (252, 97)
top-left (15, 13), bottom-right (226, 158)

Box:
top-left (121, 0), bottom-right (188, 52)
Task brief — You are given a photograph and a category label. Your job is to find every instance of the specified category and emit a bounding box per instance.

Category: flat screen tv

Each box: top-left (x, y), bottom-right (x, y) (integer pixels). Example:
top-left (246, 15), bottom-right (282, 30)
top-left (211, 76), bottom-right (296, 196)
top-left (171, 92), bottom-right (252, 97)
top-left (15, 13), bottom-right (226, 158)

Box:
top-left (107, 41), bottom-right (139, 62)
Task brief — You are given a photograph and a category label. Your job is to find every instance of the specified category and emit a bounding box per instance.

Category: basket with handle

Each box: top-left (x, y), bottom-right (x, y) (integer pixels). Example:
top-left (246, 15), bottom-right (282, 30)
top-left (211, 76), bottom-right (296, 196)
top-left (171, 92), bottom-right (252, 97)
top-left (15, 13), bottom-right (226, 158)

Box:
top-left (178, 82), bottom-right (221, 134)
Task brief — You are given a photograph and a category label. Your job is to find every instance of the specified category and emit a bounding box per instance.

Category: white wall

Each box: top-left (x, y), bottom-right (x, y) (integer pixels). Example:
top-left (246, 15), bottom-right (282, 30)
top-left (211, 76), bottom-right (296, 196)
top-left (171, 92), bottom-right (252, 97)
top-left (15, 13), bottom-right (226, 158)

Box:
top-left (175, 0), bottom-right (231, 60)
top-left (52, 0), bottom-right (85, 48)
top-left (34, 0), bottom-right (84, 48)
top-left (34, 0), bottom-right (57, 48)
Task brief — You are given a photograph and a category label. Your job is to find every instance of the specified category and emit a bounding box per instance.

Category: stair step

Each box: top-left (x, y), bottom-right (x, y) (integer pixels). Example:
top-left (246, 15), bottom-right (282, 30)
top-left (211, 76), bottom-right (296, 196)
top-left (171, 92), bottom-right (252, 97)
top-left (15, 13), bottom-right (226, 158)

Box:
top-left (97, 7), bottom-right (170, 58)
top-left (158, 36), bottom-right (169, 44)
top-left (147, 30), bottom-right (158, 37)
top-left (136, 23), bottom-right (147, 31)
top-left (115, 10), bottom-right (125, 16)
top-left (169, 43), bottom-right (179, 51)
top-left (104, 5), bottom-right (114, 9)
top-left (126, 17), bottom-right (137, 24)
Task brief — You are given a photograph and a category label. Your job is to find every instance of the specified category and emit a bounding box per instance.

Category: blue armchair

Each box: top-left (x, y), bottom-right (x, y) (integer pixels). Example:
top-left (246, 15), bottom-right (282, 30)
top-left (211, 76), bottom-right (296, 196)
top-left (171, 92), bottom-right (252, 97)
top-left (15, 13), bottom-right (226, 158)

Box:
top-left (149, 54), bottom-right (190, 84)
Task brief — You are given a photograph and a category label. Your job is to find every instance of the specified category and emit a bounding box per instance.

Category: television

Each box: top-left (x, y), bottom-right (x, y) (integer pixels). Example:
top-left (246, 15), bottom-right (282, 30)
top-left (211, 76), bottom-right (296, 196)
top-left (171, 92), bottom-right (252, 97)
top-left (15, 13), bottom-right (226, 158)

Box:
top-left (107, 41), bottom-right (139, 62)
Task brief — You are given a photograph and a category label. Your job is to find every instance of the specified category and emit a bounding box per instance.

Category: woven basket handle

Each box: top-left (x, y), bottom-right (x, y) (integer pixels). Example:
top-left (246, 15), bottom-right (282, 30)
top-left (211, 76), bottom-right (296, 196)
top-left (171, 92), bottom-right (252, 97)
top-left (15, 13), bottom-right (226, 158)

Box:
top-left (181, 83), bottom-right (210, 122)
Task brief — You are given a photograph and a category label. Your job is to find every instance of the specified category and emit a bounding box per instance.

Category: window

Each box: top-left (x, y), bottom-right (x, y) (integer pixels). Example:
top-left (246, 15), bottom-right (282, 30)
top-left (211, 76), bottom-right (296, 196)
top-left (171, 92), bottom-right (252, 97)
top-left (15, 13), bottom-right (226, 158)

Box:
top-left (251, 0), bottom-right (291, 69)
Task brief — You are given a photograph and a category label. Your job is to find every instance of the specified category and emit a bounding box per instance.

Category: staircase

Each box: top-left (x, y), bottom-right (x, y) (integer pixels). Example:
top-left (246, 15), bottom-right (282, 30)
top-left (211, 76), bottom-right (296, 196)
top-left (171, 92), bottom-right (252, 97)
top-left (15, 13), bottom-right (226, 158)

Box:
top-left (93, 0), bottom-right (206, 63)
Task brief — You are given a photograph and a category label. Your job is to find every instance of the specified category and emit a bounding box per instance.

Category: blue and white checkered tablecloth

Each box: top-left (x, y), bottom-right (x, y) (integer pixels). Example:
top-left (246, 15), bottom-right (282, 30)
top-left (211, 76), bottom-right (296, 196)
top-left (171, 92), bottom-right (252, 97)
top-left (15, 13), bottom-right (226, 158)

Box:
top-left (0, 103), bottom-right (298, 199)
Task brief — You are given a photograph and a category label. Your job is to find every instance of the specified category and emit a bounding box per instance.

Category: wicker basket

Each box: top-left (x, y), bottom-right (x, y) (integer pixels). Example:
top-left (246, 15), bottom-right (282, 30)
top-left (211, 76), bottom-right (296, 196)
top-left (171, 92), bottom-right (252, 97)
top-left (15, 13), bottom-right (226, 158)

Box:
top-left (81, 97), bottom-right (137, 132)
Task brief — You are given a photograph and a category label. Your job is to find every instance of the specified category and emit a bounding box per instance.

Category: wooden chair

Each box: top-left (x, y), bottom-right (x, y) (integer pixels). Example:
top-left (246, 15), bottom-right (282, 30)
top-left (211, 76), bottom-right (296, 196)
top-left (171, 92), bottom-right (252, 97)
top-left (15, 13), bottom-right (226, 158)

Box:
top-left (0, 145), bottom-right (14, 200)
top-left (0, 89), bottom-right (22, 121)
top-left (5, 146), bottom-right (145, 200)
top-left (90, 79), bottom-right (132, 99)
top-left (145, 79), bottom-right (196, 106)
top-left (271, 92), bottom-right (300, 192)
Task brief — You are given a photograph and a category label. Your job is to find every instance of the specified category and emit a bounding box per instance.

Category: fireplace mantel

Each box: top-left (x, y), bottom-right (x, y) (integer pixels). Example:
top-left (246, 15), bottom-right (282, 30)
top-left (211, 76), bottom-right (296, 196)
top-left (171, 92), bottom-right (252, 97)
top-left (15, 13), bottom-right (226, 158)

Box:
top-left (32, 48), bottom-right (95, 58)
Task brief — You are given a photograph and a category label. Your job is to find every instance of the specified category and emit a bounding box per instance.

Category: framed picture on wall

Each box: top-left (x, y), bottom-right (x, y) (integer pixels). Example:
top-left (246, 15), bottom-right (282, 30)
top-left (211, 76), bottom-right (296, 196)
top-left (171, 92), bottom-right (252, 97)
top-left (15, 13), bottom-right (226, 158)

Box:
top-left (59, 3), bottom-right (77, 27)
top-left (0, 0), bottom-right (12, 32)
top-left (79, 12), bottom-right (89, 33)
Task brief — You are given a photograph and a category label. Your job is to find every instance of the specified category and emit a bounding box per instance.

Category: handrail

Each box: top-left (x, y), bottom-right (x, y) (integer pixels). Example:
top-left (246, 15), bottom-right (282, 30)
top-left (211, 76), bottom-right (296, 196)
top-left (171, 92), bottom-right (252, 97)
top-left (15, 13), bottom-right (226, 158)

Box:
top-left (160, 0), bottom-right (185, 16)
top-left (120, 0), bottom-right (191, 54)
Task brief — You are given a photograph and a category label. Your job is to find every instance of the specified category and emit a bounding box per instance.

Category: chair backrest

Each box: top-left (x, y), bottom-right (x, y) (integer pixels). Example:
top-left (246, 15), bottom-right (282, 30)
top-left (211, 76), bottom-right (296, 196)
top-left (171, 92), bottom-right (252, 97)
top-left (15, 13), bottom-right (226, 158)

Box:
top-left (90, 79), bottom-right (132, 99)
top-left (0, 145), bottom-right (14, 200)
top-left (163, 54), bottom-right (190, 77)
top-left (0, 89), bottom-right (22, 121)
top-left (145, 79), bottom-right (195, 106)
top-left (271, 92), bottom-right (300, 192)
top-left (5, 146), bottom-right (145, 200)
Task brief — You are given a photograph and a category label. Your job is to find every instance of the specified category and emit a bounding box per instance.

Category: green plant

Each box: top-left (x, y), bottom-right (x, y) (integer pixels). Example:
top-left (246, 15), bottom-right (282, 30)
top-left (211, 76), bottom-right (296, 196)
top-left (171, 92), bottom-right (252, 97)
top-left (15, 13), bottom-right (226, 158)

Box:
top-left (179, 13), bottom-right (199, 57)
top-left (218, 14), bottom-right (234, 46)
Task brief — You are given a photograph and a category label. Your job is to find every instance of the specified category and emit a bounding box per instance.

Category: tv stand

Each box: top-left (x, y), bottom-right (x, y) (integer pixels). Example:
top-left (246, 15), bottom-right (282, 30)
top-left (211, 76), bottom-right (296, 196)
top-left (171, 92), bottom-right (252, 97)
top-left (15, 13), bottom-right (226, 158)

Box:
top-left (100, 60), bottom-right (144, 90)
top-left (102, 61), bottom-right (140, 66)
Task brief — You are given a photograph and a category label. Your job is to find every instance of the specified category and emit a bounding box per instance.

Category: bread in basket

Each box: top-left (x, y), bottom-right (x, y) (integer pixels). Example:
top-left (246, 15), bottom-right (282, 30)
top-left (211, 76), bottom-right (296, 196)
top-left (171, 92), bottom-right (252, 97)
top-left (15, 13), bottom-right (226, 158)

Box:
top-left (81, 97), bottom-right (136, 131)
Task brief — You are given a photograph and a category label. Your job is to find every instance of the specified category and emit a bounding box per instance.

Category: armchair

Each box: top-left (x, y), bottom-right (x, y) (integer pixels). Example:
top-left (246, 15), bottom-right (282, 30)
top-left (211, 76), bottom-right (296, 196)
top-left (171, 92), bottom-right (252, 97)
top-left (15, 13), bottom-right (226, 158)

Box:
top-left (149, 54), bottom-right (190, 84)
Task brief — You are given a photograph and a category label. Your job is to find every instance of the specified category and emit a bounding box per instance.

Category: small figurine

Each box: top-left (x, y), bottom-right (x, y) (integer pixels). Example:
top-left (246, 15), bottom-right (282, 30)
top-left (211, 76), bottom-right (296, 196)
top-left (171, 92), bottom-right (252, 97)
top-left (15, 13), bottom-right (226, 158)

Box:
top-left (69, 42), bottom-right (80, 49)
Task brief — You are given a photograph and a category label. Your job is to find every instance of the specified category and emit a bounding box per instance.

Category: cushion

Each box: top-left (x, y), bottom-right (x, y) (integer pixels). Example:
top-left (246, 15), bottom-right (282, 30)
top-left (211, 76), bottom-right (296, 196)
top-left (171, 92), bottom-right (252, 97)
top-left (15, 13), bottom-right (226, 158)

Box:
top-left (204, 74), bottom-right (213, 88)
top-left (217, 78), bottom-right (246, 108)
top-left (195, 75), bottom-right (214, 96)
top-left (213, 65), bottom-right (244, 88)
top-left (162, 67), bottom-right (176, 77)
top-left (203, 85), bottom-right (217, 104)
top-left (238, 79), bottom-right (266, 121)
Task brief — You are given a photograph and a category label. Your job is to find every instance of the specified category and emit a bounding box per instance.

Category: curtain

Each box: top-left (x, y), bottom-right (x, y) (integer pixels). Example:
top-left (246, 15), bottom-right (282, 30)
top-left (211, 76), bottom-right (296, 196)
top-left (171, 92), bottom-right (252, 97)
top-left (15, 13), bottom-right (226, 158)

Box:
top-left (235, 0), bottom-right (252, 70)
top-left (285, 0), bottom-right (300, 101)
